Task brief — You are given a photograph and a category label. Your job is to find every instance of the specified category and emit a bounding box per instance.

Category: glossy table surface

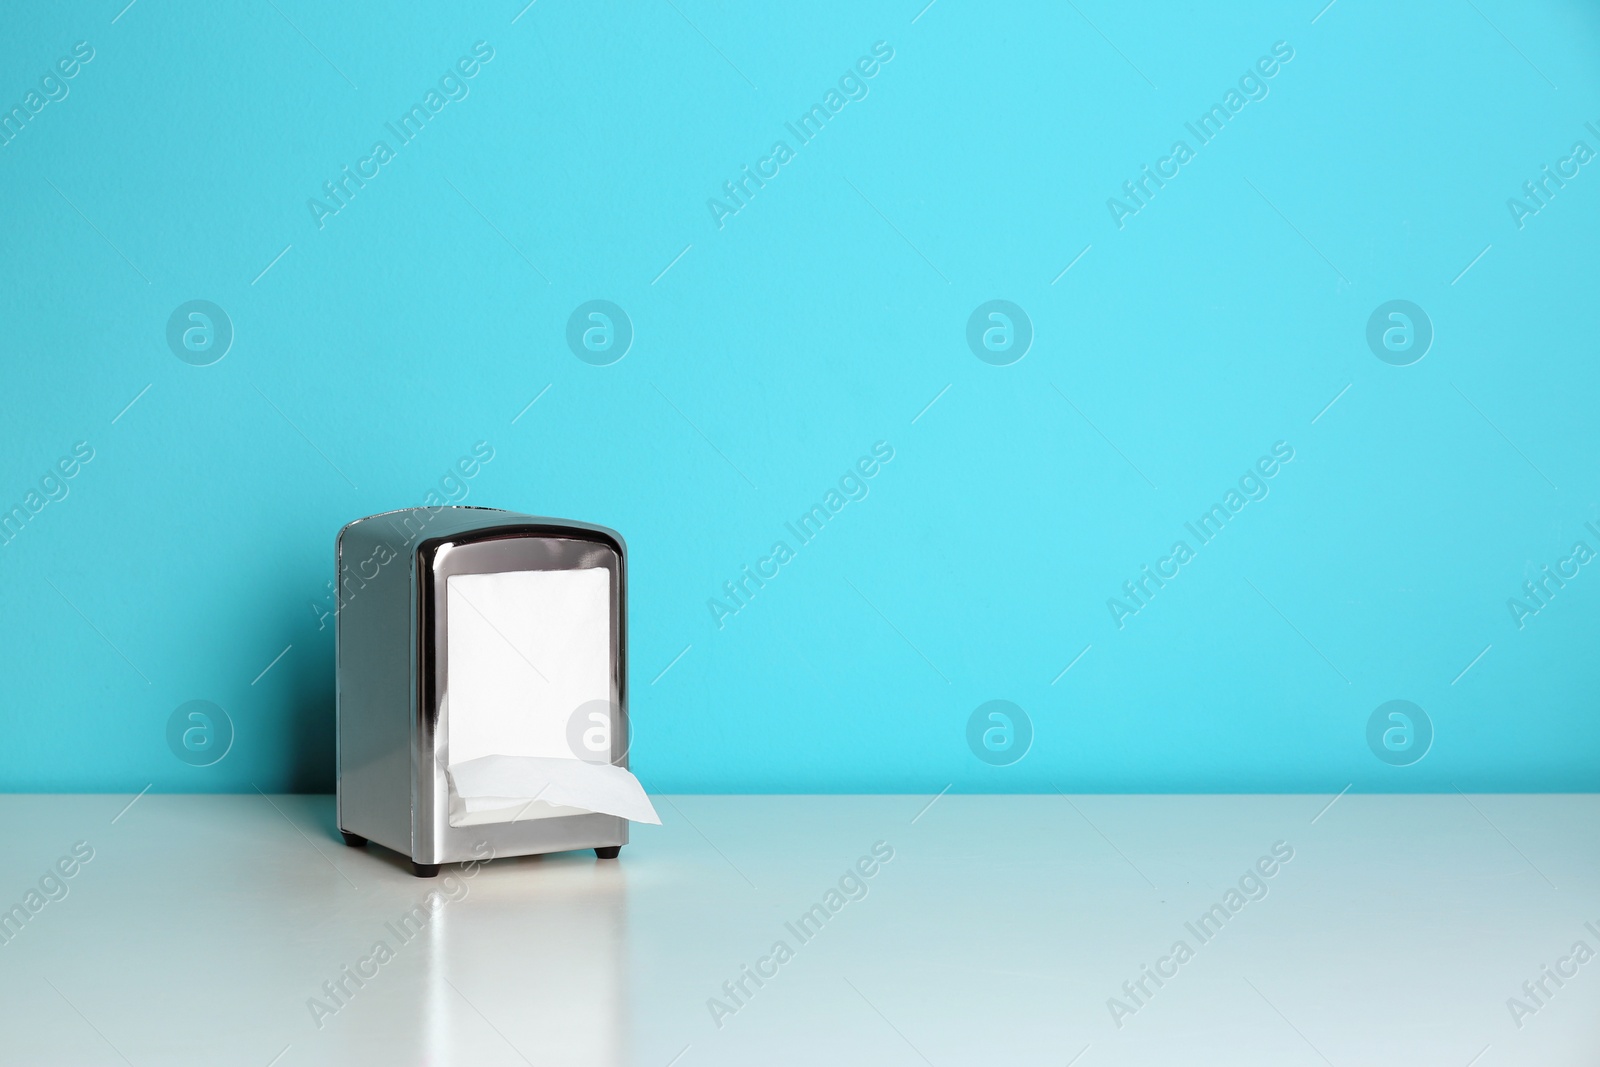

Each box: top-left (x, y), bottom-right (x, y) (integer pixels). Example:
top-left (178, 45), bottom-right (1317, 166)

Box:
top-left (0, 793), bottom-right (1595, 1065)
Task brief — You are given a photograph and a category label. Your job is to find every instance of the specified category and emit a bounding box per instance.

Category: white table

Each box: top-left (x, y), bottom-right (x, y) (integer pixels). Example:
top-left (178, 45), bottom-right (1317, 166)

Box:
top-left (0, 793), bottom-right (1592, 1065)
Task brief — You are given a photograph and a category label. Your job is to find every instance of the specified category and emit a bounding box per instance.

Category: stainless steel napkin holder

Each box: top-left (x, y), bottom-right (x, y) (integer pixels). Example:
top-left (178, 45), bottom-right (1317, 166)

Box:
top-left (335, 507), bottom-right (633, 877)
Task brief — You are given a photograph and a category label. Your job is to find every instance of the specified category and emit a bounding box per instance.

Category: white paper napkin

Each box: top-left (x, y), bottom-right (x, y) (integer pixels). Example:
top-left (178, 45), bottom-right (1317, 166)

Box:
top-left (449, 754), bottom-right (660, 824)
top-left (442, 566), bottom-right (658, 826)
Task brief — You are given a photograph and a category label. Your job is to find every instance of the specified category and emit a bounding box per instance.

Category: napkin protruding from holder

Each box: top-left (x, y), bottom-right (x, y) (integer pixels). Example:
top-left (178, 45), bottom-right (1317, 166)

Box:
top-left (448, 754), bottom-right (661, 825)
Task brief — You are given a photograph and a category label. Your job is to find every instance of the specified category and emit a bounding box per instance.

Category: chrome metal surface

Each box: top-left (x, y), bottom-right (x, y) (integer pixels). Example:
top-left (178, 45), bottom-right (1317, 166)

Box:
top-left (337, 507), bottom-right (629, 867)
top-left (333, 513), bottom-right (416, 858)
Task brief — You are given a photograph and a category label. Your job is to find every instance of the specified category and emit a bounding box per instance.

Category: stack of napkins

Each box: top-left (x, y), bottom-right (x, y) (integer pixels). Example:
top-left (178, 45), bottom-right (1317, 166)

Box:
top-left (442, 566), bottom-right (657, 828)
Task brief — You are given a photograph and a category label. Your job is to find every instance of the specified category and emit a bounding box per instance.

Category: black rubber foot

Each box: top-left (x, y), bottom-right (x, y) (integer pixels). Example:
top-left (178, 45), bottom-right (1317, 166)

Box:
top-left (595, 846), bottom-right (621, 859)
top-left (411, 861), bottom-right (441, 878)
top-left (340, 831), bottom-right (367, 848)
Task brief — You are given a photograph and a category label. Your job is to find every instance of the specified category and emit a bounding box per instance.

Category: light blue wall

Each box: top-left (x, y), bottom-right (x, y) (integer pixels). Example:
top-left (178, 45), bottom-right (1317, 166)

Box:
top-left (3, 1), bottom-right (1598, 793)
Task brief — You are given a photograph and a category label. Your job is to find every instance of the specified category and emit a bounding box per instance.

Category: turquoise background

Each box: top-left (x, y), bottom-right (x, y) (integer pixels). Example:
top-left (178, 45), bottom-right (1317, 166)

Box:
top-left (3, 0), bottom-right (1598, 794)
